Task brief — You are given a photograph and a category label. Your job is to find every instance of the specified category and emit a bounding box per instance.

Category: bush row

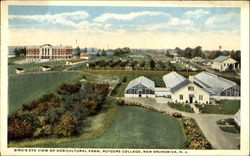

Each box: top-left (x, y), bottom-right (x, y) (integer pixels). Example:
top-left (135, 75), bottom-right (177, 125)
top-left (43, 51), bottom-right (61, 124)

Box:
top-left (8, 82), bottom-right (110, 141)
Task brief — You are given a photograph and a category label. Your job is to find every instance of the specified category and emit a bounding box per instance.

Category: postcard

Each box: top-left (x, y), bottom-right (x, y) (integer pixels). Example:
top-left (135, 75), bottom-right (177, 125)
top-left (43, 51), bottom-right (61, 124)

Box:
top-left (1, 1), bottom-right (249, 155)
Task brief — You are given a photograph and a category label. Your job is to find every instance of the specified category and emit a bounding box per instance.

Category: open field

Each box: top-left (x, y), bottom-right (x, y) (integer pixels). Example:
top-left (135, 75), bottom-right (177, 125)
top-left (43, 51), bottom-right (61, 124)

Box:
top-left (8, 60), bottom-right (67, 75)
top-left (195, 100), bottom-right (240, 115)
top-left (42, 106), bottom-right (186, 148)
top-left (168, 104), bottom-right (194, 113)
top-left (8, 72), bottom-right (82, 114)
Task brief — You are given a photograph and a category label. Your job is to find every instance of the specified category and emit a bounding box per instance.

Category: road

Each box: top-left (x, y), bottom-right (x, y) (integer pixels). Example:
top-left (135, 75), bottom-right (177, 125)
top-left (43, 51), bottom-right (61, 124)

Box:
top-left (122, 97), bottom-right (240, 150)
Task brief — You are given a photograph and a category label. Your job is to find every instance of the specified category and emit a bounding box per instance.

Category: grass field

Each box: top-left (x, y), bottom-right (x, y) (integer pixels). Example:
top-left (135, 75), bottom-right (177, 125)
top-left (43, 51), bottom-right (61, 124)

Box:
top-left (8, 60), bottom-right (67, 75)
top-left (43, 106), bottom-right (186, 149)
top-left (168, 104), bottom-right (194, 113)
top-left (8, 72), bottom-right (82, 114)
top-left (219, 126), bottom-right (240, 134)
top-left (195, 100), bottom-right (240, 114)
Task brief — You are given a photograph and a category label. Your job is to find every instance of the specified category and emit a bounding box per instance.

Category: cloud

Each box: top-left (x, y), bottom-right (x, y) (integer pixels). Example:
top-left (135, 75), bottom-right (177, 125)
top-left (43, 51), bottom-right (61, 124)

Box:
top-left (205, 12), bottom-right (239, 26)
top-left (9, 11), bottom-right (90, 28)
top-left (93, 11), bottom-right (171, 23)
top-left (9, 28), bottom-right (240, 50)
top-left (184, 9), bottom-right (209, 19)
top-left (147, 17), bottom-right (195, 32)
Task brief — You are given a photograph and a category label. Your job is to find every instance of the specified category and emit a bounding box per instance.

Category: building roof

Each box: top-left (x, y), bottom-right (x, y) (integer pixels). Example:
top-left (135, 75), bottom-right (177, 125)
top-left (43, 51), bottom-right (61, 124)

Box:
top-left (163, 72), bottom-right (190, 93)
top-left (68, 58), bottom-right (86, 63)
top-left (88, 51), bottom-right (99, 55)
top-left (16, 68), bottom-right (24, 71)
top-left (214, 56), bottom-right (230, 62)
top-left (125, 76), bottom-right (155, 91)
top-left (26, 45), bottom-right (72, 49)
top-left (106, 51), bottom-right (115, 56)
top-left (80, 53), bottom-right (89, 57)
top-left (193, 72), bottom-right (237, 94)
top-left (42, 65), bottom-right (51, 68)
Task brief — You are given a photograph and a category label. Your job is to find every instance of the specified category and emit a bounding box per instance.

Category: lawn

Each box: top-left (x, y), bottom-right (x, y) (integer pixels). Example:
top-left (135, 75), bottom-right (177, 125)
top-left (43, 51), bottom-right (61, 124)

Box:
top-left (8, 72), bottom-right (82, 114)
top-left (168, 104), bottom-right (194, 113)
top-left (219, 126), bottom-right (240, 134)
top-left (42, 106), bottom-right (186, 149)
top-left (110, 83), bottom-right (127, 97)
top-left (8, 60), bottom-right (67, 75)
top-left (195, 100), bottom-right (240, 114)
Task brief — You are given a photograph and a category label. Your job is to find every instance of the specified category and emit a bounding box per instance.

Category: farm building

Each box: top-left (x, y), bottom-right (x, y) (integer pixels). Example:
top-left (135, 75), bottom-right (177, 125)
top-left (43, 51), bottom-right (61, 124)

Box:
top-left (125, 65), bottom-right (133, 71)
top-left (124, 76), bottom-right (155, 98)
top-left (41, 66), bottom-right (52, 71)
top-left (124, 71), bottom-right (238, 104)
top-left (211, 56), bottom-right (238, 71)
top-left (191, 57), bottom-right (204, 63)
top-left (88, 51), bottom-right (100, 56)
top-left (162, 72), bottom-right (210, 104)
top-left (80, 53), bottom-right (90, 60)
top-left (15, 68), bottom-right (25, 74)
top-left (106, 51), bottom-right (115, 56)
top-left (26, 44), bottom-right (73, 61)
top-left (191, 72), bottom-right (240, 98)
top-left (66, 58), bottom-right (86, 65)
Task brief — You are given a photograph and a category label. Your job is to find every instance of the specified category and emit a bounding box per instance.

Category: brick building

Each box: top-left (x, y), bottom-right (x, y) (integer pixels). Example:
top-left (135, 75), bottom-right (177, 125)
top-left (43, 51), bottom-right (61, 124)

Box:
top-left (26, 44), bottom-right (73, 61)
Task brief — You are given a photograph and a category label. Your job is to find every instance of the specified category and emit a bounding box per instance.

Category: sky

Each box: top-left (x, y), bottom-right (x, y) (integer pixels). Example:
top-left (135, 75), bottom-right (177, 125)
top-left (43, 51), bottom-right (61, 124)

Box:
top-left (8, 6), bottom-right (240, 50)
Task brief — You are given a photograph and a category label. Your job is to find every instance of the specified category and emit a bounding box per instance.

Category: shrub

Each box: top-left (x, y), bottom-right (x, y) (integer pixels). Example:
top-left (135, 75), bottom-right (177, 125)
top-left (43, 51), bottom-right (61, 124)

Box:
top-left (72, 100), bottom-right (90, 117)
top-left (172, 112), bottom-right (183, 118)
top-left (45, 107), bottom-right (65, 125)
top-left (22, 93), bottom-right (61, 115)
top-left (122, 76), bottom-right (127, 83)
top-left (58, 82), bottom-right (81, 95)
top-left (82, 82), bottom-right (110, 97)
top-left (8, 119), bottom-right (34, 141)
top-left (54, 113), bottom-right (78, 137)
top-left (8, 110), bottom-right (40, 129)
top-left (33, 125), bottom-right (52, 138)
top-left (117, 99), bottom-right (125, 106)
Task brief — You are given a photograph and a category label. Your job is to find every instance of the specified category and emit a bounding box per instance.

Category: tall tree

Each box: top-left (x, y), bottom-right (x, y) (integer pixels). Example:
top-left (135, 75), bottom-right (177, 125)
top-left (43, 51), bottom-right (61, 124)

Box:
top-left (101, 49), bottom-right (106, 56)
top-left (149, 60), bottom-right (156, 69)
top-left (83, 47), bottom-right (87, 53)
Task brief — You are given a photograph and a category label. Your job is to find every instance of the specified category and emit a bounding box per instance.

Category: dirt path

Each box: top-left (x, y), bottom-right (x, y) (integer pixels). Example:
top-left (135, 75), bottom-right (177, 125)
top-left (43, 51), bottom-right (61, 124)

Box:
top-left (122, 97), bottom-right (240, 149)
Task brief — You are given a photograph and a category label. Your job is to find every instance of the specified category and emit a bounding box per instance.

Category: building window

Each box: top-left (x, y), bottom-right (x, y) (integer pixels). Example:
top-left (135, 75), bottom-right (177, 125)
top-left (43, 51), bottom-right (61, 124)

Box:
top-left (179, 94), bottom-right (183, 100)
top-left (188, 86), bottom-right (194, 90)
top-left (199, 95), bottom-right (203, 100)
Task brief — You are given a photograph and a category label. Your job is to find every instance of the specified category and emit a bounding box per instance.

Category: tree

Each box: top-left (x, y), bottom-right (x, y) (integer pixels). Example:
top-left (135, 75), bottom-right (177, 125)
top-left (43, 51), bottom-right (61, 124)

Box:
top-left (114, 48), bottom-right (122, 56)
top-left (96, 51), bottom-right (100, 57)
top-left (149, 60), bottom-right (156, 69)
top-left (83, 47), bottom-right (87, 53)
top-left (75, 46), bottom-right (81, 56)
top-left (207, 50), bottom-right (222, 59)
top-left (101, 49), bottom-right (106, 56)
top-left (14, 48), bottom-right (20, 57)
